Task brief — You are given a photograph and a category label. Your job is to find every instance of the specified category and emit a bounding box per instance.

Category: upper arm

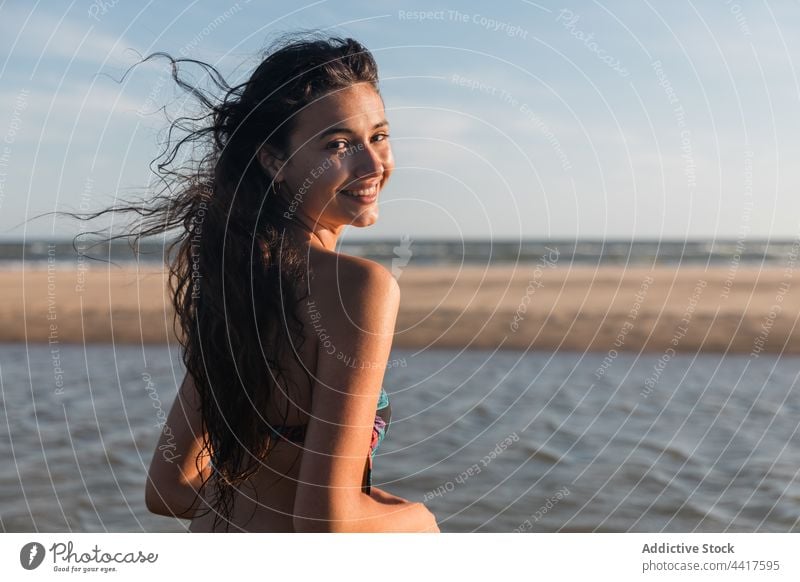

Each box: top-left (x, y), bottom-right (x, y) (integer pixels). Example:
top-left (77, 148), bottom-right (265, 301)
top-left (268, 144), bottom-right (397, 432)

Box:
top-left (145, 371), bottom-right (211, 515)
top-left (293, 259), bottom-right (400, 529)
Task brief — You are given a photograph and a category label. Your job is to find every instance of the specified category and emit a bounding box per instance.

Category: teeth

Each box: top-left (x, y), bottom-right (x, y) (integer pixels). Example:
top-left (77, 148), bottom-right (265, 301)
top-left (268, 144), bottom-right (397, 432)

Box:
top-left (341, 185), bottom-right (378, 197)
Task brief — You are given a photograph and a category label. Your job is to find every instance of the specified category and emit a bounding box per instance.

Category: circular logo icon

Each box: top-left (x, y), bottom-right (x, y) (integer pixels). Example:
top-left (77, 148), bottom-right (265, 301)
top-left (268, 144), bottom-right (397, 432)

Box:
top-left (20, 542), bottom-right (46, 570)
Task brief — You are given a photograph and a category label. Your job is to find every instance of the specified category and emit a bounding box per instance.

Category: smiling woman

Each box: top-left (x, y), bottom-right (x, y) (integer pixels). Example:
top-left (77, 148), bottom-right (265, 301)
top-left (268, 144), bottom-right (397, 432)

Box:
top-left (71, 33), bottom-right (438, 533)
top-left (258, 81), bottom-right (393, 237)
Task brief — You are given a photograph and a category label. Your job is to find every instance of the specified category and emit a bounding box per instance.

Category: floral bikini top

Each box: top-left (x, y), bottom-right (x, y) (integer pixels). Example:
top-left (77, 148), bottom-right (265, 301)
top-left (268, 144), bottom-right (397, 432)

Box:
top-left (264, 387), bottom-right (391, 495)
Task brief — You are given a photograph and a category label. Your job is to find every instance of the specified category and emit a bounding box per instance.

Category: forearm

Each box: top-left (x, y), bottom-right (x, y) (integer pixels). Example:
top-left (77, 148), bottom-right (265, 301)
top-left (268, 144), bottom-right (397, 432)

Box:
top-left (350, 493), bottom-right (436, 532)
top-left (294, 493), bottom-right (434, 533)
top-left (368, 485), bottom-right (407, 505)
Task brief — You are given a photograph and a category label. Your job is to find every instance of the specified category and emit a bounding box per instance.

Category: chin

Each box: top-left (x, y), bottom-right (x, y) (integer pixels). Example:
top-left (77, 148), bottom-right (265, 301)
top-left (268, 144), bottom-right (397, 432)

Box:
top-left (350, 217), bottom-right (378, 229)
top-left (349, 209), bottom-right (379, 228)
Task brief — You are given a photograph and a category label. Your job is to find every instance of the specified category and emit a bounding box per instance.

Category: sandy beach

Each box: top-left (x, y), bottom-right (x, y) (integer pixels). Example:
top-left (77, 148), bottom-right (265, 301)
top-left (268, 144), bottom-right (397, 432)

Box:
top-left (3, 264), bottom-right (799, 354)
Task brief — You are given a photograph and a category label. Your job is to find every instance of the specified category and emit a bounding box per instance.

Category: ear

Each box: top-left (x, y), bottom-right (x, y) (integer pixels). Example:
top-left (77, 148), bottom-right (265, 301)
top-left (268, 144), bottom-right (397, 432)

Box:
top-left (257, 145), bottom-right (285, 181)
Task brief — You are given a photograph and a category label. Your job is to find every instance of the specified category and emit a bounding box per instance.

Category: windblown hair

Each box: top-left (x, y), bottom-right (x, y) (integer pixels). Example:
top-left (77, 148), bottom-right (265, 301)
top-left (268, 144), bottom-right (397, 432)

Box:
top-left (71, 34), bottom-right (380, 530)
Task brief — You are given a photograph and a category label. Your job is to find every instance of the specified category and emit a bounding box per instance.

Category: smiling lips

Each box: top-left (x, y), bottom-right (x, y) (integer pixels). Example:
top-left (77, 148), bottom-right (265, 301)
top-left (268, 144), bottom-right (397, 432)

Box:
top-left (339, 183), bottom-right (379, 203)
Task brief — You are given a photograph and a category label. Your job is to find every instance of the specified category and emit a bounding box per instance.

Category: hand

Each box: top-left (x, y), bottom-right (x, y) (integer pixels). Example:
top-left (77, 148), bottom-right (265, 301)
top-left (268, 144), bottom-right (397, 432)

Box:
top-left (370, 486), bottom-right (407, 505)
top-left (417, 503), bottom-right (440, 533)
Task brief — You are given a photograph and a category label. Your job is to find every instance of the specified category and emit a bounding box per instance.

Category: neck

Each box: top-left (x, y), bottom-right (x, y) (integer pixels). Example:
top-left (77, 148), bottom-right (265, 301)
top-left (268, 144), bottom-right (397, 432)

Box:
top-left (273, 186), bottom-right (343, 252)
top-left (282, 218), bottom-right (340, 252)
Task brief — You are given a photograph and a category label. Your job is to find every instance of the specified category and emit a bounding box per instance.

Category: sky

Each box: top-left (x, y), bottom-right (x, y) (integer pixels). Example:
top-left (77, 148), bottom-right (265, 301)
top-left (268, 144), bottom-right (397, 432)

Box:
top-left (1, 0), bottom-right (799, 241)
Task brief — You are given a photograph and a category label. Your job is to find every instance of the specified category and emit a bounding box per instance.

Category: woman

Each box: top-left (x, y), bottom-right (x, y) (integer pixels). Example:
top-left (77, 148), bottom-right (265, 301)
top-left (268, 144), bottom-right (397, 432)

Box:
top-left (130, 35), bottom-right (439, 532)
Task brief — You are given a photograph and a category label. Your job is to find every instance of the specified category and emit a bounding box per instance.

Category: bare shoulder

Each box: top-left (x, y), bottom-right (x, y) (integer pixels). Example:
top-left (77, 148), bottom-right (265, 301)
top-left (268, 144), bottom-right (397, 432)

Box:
top-left (293, 249), bottom-right (400, 508)
top-left (309, 246), bottom-right (397, 287)
top-left (307, 248), bottom-right (400, 321)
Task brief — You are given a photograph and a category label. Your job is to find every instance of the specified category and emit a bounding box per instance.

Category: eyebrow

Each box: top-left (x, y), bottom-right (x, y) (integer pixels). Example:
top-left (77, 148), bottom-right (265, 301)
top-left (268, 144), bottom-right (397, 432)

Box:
top-left (317, 120), bottom-right (390, 140)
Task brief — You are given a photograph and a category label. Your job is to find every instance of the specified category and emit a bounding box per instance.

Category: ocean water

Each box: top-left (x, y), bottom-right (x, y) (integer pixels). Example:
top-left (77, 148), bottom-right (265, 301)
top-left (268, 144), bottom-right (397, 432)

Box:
top-left (2, 237), bottom-right (799, 267)
top-left (1, 343), bottom-right (798, 533)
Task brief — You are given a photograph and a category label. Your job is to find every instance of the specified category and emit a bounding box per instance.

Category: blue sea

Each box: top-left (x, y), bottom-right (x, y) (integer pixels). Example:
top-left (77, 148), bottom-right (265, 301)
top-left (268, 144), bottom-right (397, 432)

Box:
top-left (1, 237), bottom-right (798, 267)
top-left (1, 343), bottom-right (798, 532)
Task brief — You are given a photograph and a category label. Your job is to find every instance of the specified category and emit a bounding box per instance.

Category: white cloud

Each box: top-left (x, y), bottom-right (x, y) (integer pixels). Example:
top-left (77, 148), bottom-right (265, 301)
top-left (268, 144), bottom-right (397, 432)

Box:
top-left (0, 79), bottom-right (149, 151)
top-left (0, 5), bottom-right (141, 70)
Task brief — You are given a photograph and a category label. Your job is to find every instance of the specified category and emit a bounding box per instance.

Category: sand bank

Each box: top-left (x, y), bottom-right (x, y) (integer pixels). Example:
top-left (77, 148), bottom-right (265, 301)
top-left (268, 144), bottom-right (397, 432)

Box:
top-left (2, 264), bottom-right (798, 354)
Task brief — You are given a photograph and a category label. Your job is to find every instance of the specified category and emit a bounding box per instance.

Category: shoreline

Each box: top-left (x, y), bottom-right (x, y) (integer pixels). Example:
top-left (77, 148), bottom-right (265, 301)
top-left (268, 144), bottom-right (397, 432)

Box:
top-left (2, 264), bottom-right (798, 354)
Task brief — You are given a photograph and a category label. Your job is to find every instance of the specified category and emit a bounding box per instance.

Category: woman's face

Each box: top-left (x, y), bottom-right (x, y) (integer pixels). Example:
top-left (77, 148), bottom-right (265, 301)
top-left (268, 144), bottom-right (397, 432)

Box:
top-left (264, 82), bottom-right (394, 234)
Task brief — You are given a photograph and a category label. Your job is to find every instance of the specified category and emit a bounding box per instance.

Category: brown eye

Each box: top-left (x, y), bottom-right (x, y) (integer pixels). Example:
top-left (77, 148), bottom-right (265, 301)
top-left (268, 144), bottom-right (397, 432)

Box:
top-left (327, 140), bottom-right (349, 150)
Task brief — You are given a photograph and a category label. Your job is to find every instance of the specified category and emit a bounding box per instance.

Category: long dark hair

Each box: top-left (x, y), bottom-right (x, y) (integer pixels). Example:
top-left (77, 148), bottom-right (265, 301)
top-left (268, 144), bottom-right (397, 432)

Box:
top-left (69, 33), bottom-right (380, 530)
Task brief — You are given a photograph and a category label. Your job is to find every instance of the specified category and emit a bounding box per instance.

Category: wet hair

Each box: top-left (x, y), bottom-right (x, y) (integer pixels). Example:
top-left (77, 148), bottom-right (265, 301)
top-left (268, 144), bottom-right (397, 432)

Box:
top-left (69, 33), bottom-right (380, 530)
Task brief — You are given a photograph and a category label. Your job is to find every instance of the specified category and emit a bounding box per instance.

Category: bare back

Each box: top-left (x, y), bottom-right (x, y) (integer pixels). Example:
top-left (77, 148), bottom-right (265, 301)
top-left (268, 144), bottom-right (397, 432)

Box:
top-left (188, 245), bottom-right (389, 532)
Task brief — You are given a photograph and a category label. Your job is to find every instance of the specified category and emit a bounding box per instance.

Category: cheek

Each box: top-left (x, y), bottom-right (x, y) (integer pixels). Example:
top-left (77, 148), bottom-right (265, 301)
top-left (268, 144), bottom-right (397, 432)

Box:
top-left (302, 158), bottom-right (350, 202)
top-left (381, 146), bottom-right (395, 175)
top-left (317, 158), bottom-right (350, 189)
top-left (289, 153), bottom-right (343, 189)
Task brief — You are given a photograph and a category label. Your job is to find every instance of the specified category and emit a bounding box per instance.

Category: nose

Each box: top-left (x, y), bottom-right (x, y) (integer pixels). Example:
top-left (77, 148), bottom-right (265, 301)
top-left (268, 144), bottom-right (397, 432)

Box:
top-left (353, 142), bottom-right (385, 179)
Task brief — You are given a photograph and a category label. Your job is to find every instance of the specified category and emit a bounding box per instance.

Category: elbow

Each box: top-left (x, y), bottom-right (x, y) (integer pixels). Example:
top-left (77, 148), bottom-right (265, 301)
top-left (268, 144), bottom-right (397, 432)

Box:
top-left (145, 479), bottom-right (186, 518)
top-left (145, 494), bottom-right (167, 517)
top-left (145, 480), bottom-right (171, 516)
